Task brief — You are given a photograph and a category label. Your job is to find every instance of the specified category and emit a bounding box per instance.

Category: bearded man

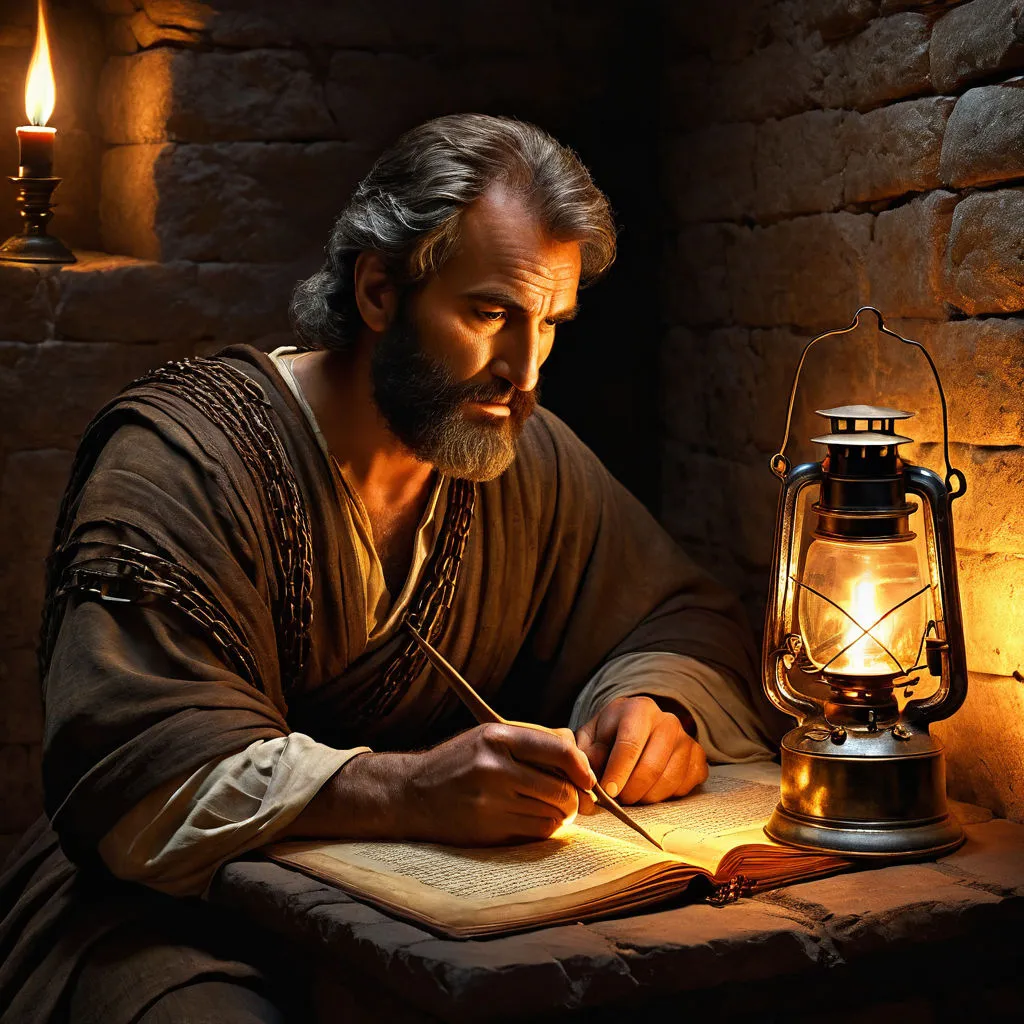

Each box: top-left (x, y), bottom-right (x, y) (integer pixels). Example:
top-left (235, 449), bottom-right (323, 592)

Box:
top-left (0, 114), bottom-right (776, 1023)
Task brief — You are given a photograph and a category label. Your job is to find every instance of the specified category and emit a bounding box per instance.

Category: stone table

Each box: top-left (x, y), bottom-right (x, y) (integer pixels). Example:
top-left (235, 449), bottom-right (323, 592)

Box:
top-left (210, 816), bottom-right (1024, 1023)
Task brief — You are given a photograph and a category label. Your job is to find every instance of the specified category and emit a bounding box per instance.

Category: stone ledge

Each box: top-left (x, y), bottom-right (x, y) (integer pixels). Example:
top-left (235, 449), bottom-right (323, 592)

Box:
top-left (0, 251), bottom-right (301, 344)
top-left (212, 815), bottom-right (1024, 1022)
top-left (98, 142), bottom-right (372, 262)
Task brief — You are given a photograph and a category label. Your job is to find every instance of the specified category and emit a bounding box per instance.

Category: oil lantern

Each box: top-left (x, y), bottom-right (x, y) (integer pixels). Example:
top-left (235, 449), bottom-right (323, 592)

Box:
top-left (763, 307), bottom-right (968, 857)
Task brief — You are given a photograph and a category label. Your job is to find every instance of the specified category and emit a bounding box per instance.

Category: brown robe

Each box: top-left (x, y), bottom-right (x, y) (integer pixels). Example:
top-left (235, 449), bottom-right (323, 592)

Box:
top-left (0, 346), bottom-right (766, 1022)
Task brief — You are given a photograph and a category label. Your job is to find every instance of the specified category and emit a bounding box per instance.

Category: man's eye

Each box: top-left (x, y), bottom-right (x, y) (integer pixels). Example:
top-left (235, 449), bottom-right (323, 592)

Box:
top-left (477, 310), bottom-right (505, 322)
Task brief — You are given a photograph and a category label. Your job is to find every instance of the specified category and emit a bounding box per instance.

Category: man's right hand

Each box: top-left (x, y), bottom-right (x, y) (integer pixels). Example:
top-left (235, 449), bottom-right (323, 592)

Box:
top-left (294, 724), bottom-right (596, 846)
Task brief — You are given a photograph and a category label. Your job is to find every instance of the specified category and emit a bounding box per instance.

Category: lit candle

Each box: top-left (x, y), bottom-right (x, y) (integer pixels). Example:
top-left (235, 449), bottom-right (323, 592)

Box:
top-left (17, 0), bottom-right (56, 179)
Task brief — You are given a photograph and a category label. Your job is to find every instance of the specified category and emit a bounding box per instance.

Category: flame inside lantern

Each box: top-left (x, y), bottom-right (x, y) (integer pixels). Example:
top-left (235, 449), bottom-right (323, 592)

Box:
top-left (25, 0), bottom-right (55, 127)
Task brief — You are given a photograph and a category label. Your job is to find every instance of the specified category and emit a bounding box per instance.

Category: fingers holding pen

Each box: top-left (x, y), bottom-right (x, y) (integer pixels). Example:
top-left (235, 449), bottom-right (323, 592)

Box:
top-left (496, 723), bottom-right (596, 793)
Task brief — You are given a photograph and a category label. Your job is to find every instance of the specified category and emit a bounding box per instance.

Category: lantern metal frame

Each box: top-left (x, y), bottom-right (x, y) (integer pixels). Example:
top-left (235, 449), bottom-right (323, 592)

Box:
top-left (763, 306), bottom-right (968, 859)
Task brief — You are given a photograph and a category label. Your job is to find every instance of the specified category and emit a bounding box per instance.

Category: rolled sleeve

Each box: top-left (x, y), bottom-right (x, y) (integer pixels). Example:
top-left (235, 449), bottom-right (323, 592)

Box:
top-left (98, 734), bottom-right (369, 897)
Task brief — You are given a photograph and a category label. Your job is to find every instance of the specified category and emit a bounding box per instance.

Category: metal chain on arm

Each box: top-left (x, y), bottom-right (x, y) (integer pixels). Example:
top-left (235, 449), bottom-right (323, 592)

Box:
top-left (56, 544), bottom-right (261, 689)
top-left (41, 357), bottom-right (314, 695)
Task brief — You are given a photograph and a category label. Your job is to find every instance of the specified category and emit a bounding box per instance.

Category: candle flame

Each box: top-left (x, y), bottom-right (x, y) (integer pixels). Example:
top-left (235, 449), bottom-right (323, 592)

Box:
top-left (25, 0), bottom-right (55, 127)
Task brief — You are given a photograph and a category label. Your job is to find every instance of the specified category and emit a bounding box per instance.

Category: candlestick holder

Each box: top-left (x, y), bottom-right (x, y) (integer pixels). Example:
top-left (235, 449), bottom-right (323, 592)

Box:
top-left (0, 175), bottom-right (75, 264)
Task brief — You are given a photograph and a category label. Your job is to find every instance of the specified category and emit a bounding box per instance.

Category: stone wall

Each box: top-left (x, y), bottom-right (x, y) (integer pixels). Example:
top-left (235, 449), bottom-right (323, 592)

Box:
top-left (0, 0), bottom-right (663, 855)
top-left (661, 0), bottom-right (1024, 818)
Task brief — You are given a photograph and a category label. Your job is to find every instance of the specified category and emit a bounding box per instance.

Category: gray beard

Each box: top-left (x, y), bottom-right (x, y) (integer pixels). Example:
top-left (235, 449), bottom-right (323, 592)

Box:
top-left (369, 314), bottom-right (537, 482)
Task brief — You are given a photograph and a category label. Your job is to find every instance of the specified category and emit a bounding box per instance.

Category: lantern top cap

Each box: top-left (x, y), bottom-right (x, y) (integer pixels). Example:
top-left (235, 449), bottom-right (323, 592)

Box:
top-left (816, 404), bottom-right (912, 420)
top-left (811, 430), bottom-right (913, 446)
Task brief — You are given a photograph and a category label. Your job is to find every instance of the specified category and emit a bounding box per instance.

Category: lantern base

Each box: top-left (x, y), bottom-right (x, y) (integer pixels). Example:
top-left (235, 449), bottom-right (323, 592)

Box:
top-left (765, 804), bottom-right (964, 859)
top-left (764, 727), bottom-right (965, 858)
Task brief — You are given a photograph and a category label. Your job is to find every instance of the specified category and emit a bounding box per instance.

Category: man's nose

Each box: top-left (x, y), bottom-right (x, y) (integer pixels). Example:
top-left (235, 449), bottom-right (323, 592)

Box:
top-left (490, 322), bottom-right (542, 393)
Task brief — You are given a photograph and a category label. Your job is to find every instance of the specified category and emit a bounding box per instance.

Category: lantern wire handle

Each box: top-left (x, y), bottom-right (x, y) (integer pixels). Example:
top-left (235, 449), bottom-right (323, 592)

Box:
top-left (769, 306), bottom-right (967, 500)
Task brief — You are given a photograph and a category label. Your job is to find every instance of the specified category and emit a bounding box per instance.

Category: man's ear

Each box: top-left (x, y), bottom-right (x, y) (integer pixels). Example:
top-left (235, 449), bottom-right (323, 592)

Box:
top-left (353, 251), bottom-right (399, 334)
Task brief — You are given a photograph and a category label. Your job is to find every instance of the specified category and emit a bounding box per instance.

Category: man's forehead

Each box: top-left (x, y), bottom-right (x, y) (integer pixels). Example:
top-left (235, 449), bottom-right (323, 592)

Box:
top-left (440, 186), bottom-right (582, 296)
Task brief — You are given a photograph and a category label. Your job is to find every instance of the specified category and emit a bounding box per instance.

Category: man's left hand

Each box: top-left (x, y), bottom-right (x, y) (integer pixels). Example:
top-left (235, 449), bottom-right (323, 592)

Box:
top-left (575, 696), bottom-right (708, 808)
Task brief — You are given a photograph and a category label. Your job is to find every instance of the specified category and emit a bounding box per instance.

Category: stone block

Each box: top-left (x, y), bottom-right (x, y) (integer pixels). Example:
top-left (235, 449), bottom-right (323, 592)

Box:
top-left (934, 674), bottom-right (1024, 821)
top-left (172, 49), bottom-right (334, 143)
top-left (843, 97), bottom-right (953, 204)
top-left (944, 189), bottom-right (1024, 315)
top-left (666, 125), bottom-right (756, 224)
top-left (105, 14), bottom-right (139, 53)
top-left (51, 129), bottom-right (102, 251)
top-left (663, 224), bottom-right (740, 326)
top-left (0, 554), bottom-right (45, 655)
top-left (0, 339), bottom-right (190, 453)
top-left (100, 49), bottom-right (335, 145)
top-left (101, 141), bottom-right (371, 263)
top-left (129, 9), bottom-right (201, 48)
top-left (660, 326), bottom-right (807, 458)
top-left (880, 317), bottom-right (1024, 448)
top-left (660, 327), bottom-right (750, 452)
top-left (755, 110), bottom-right (845, 219)
top-left (941, 83), bottom-right (1024, 189)
top-left (777, 0), bottom-right (881, 41)
top-left (958, 550), bottom-right (1024, 677)
top-left (0, 449), bottom-right (73, 566)
top-left (819, 12), bottom-right (932, 111)
top-left (48, 5), bottom-right (107, 137)
top-left (98, 50), bottom-right (174, 145)
top-left (711, 38), bottom-right (824, 123)
top-left (589, 901), bottom-right (821, 990)
top-left (728, 212), bottom-right (872, 329)
top-left (0, 744), bottom-right (42, 832)
top-left (99, 144), bottom-right (162, 259)
top-left (140, 0), bottom-right (212, 31)
top-left (910, 443), bottom-right (1024, 553)
top-left (868, 190), bottom-right (957, 319)
top-left (662, 446), bottom-right (777, 570)
top-left (0, 263), bottom-right (57, 342)
top-left (942, 817), bottom-right (1024, 883)
top-left (777, 863), bottom-right (1002, 958)
top-left (326, 51), bottom-right (452, 149)
top-left (931, 0), bottom-right (1024, 92)
top-left (192, 261), bottom-right (302, 341)
top-left (54, 252), bottom-right (300, 346)
top-left (755, 323), bottom-right (880, 463)
top-left (54, 254), bottom-right (194, 341)
top-left (203, 0), bottom-right (454, 50)
top-left (0, 648), bottom-right (43, 745)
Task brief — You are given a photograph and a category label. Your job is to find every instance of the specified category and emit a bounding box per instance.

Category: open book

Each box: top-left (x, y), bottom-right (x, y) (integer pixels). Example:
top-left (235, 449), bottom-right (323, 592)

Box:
top-left (266, 763), bottom-right (851, 939)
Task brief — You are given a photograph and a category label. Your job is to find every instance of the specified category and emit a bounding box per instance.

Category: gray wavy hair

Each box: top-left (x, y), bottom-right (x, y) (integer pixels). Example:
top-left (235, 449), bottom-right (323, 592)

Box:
top-left (289, 113), bottom-right (617, 351)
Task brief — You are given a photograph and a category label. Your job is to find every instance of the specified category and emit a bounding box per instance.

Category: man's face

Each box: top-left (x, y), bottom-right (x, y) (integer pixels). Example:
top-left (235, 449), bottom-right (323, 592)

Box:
top-left (370, 186), bottom-right (582, 481)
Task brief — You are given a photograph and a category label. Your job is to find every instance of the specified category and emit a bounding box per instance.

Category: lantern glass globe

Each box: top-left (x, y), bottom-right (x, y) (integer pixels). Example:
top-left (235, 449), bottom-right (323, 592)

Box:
top-left (796, 535), bottom-right (930, 678)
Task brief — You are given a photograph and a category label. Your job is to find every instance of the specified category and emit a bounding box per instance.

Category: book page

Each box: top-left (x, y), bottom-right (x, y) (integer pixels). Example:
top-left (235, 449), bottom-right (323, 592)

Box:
top-left (267, 823), bottom-right (693, 935)
top-left (576, 765), bottom-right (783, 871)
